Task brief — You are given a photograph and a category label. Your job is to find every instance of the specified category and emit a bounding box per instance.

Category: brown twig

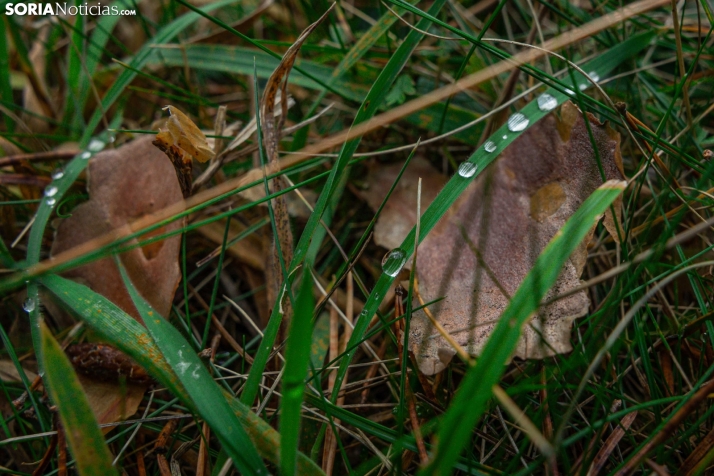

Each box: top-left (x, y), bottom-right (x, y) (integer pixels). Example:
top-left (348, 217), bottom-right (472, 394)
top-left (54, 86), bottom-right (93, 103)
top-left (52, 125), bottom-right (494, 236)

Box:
top-left (589, 411), bottom-right (638, 475)
top-left (31, 434), bottom-right (58, 476)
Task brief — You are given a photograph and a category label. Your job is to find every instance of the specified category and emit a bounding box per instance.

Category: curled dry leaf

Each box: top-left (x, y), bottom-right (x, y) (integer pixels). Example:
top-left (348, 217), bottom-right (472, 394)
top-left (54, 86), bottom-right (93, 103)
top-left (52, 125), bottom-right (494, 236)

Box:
top-left (153, 105), bottom-right (215, 197)
top-left (259, 6), bottom-right (333, 319)
top-left (50, 135), bottom-right (184, 321)
top-left (364, 102), bottom-right (625, 375)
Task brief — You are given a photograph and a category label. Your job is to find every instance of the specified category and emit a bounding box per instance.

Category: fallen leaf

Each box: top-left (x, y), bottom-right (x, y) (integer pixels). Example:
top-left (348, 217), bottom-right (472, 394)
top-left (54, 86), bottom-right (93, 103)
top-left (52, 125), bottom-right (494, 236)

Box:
top-left (76, 374), bottom-right (147, 434)
top-left (47, 135), bottom-right (183, 426)
top-left (50, 135), bottom-right (184, 322)
top-left (364, 102), bottom-right (624, 375)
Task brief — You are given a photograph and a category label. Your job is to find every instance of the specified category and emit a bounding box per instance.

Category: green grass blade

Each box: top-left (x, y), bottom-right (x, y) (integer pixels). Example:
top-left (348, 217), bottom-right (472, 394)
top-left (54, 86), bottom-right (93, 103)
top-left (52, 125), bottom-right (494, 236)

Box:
top-left (422, 180), bottom-right (626, 474)
top-left (280, 271), bottom-right (316, 476)
top-left (24, 127), bottom-right (116, 373)
top-left (115, 260), bottom-right (269, 476)
top-left (79, 0), bottom-right (237, 145)
top-left (40, 273), bottom-right (324, 475)
top-left (39, 322), bottom-right (119, 476)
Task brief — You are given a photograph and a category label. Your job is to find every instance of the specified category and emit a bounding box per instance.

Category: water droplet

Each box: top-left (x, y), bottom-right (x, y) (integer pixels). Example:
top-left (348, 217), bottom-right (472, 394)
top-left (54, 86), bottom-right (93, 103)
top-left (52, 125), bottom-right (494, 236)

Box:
top-left (537, 93), bottom-right (558, 112)
top-left (457, 161), bottom-right (477, 178)
top-left (381, 248), bottom-right (407, 277)
top-left (87, 139), bottom-right (104, 152)
top-left (502, 134), bottom-right (508, 140)
top-left (588, 71), bottom-right (600, 83)
top-left (44, 185), bottom-right (58, 198)
top-left (46, 197), bottom-right (56, 207)
top-left (23, 297), bottom-right (36, 313)
top-left (51, 169), bottom-right (64, 180)
top-left (564, 88), bottom-right (575, 96)
top-left (107, 133), bottom-right (116, 143)
top-left (483, 141), bottom-right (496, 153)
top-left (578, 83), bottom-right (587, 91)
top-left (80, 151), bottom-right (91, 160)
top-left (507, 113), bottom-right (529, 132)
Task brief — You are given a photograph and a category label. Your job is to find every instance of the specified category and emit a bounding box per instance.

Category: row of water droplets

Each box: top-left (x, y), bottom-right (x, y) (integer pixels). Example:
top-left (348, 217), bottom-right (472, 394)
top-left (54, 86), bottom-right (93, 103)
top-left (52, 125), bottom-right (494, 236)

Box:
top-left (379, 81), bottom-right (597, 280)
top-left (564, 71), bottom-right (600, 96)
top-left (456, 91), bottom-right (559, 179)
top-left (42, 135), bottom-right (113, 208)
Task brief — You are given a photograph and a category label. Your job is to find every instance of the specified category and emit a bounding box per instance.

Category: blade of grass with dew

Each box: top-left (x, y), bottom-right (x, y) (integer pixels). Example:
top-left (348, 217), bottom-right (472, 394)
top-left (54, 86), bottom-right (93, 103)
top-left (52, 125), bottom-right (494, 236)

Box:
top-left (24, 126), bottom-right (117, 374)
top-left (421, 180), bottom-right (626, 474)
top-left (329, 29), bottom-right (657, 411)
top-left (115, 260), bottom-right (269, 476)
top-left (40, 274), bottom-right (325, 475)
top-left (79, 0), bottom-right (238, 146)
top-left (239, 0), bottom-right (448, 408)
top-left (39, 322), bottom-right (119, 476)
top-left (280, 270), bottom-right (316, 476)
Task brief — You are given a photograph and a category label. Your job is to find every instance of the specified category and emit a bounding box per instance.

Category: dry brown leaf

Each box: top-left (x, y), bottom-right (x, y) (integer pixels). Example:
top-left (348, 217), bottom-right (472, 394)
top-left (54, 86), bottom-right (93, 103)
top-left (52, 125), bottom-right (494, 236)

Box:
top-left (77, 374), bottom-right (147, 433)
top-left (50, 135), bottom-right (184, 322)
top-left (363, 102), bottom-right (624, 375)
top-left (158, 105), bottom-right (215, 163)
top-left (153, 105), bottom-right (215, 197)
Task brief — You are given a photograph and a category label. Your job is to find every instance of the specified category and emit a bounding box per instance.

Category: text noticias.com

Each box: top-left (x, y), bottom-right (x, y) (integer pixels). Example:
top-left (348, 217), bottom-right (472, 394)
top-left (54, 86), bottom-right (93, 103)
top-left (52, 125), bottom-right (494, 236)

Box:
top-left (4, 3), bottom-right (136, 16)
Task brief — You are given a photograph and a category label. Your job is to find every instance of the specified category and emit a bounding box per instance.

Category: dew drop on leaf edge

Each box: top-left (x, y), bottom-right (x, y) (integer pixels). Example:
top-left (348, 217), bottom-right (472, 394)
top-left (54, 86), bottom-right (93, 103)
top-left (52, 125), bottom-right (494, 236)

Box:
top-left (457, 162), bottom-right (477, 178)
top-left (483, 140), bottom-right (496, 153)
top-left (80, 151), bottom-right (91, 160)
top-left (46, 197), bottom-right (56, 207)
top-left (382, 248), bottom-right (407, 277)
top-left (537, 93), bottom-right (558, 112)
top-left (51, 169), bottom-right (64, 180)
top-left (507, 112), bottom-right (529, 132)
top-left (23, 297), bottom-right (35, 313)
top-left (44, 185), bottom-right (58, 198)
top-left (87, 139), bottom-right (104, 152)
